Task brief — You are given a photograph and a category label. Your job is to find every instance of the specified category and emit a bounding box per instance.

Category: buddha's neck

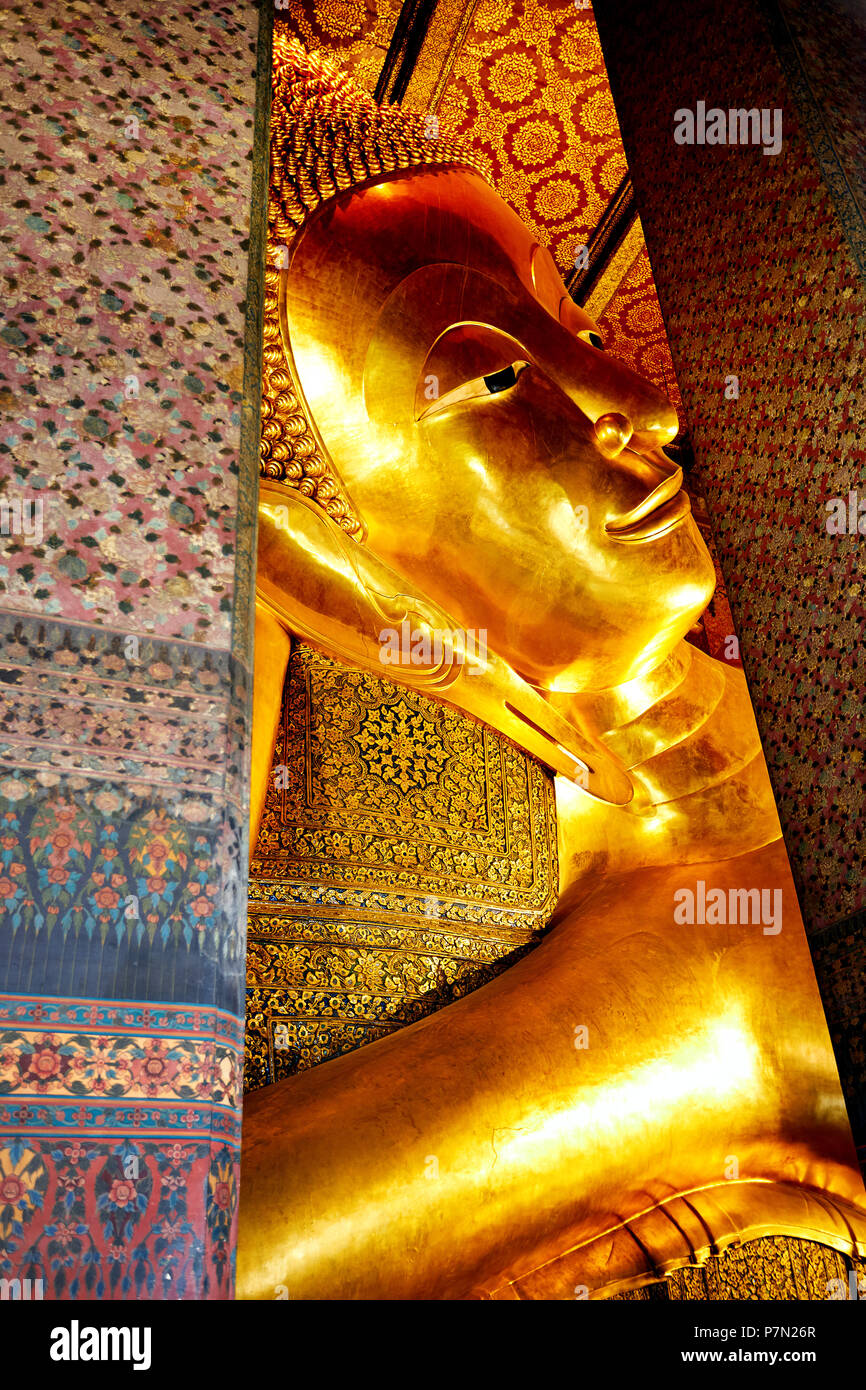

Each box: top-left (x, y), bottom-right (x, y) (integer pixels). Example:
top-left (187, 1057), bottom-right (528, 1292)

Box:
top-left (538, 642), bottom-right (777, 917)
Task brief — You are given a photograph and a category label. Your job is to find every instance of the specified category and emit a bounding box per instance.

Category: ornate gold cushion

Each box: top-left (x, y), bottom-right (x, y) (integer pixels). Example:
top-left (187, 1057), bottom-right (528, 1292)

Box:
top-left (245, 642), bottom-right (558, 1089)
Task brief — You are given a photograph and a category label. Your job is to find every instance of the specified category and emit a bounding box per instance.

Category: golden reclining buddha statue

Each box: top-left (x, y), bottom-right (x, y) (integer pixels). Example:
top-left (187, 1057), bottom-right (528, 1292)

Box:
top-left (237, 37), bottom-right (866, 1300)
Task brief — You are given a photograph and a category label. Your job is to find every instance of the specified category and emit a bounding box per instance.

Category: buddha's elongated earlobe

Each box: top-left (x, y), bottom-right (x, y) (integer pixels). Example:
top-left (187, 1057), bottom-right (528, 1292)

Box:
top-left (256, 483), bottom-right (633, 805)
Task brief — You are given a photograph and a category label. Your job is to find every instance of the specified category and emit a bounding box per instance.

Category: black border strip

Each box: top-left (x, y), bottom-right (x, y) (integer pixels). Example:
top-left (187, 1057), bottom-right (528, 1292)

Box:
top-left (566, 174), bottom-right (636, 305)
top-left (231, 0), bottom-right (273, 676)
top-left (758, 0), bottom-right (866, 284)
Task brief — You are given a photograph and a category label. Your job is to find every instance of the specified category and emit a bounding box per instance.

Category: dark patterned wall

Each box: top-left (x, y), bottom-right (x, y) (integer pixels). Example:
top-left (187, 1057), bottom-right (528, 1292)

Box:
top-left (591, 0), bottom-right (865, 1165)
top-left (765, 0), bottom-right (866, 276)
top-left (0, 0), bottom-right (265, 1297)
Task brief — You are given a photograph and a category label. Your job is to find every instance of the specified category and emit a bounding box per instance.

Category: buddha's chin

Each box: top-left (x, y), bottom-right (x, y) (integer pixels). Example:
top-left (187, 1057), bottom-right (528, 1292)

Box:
top-left (519, 645), bottom-right (683, 697)
top-left (500, 557), bottom-right (716, 693)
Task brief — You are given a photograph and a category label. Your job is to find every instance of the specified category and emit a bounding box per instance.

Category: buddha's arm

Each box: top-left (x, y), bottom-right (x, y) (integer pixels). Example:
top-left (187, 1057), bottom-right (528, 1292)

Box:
top-left (236, 839), bottom-right (866, 1299)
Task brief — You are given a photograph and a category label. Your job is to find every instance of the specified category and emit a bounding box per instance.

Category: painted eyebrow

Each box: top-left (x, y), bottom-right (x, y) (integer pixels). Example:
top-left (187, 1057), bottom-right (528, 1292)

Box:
top-left (416, 360), bottom-right (531, 421)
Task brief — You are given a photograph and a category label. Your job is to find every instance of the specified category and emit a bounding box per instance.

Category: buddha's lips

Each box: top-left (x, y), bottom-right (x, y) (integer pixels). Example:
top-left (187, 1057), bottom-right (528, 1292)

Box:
top-left (604, 466), bottom-right (690, 542)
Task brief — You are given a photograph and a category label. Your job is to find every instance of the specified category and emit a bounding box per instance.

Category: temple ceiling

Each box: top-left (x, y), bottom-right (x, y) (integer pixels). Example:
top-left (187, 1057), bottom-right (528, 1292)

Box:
top-left (276, 0), bottom-right (685, 424)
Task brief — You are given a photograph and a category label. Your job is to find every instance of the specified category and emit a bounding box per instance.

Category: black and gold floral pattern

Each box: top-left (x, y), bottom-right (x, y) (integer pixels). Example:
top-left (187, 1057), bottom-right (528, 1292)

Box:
top-left (245, 643), bottom-right (557, 1088)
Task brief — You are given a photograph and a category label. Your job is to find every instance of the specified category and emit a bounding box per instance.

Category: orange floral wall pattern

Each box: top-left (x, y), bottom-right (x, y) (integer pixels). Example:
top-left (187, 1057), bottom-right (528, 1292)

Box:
top-left (276, 0), bottom-right (683, 421)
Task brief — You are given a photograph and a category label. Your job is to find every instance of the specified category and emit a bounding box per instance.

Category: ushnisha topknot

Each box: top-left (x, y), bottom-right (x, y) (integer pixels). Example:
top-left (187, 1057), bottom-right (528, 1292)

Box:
top-left (268, 35), bottom-right (491, 245)
top-left (259, 36), bottom-right (492, 533)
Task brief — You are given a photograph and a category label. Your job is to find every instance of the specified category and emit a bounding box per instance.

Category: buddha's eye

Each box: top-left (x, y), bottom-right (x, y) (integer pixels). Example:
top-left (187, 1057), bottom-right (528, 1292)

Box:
top-left (417, 359), bottom-right (530, 421)
top-left (577, 329), bottom-right (604, 350)
top-left (483, 364), bottom-right (519, 394)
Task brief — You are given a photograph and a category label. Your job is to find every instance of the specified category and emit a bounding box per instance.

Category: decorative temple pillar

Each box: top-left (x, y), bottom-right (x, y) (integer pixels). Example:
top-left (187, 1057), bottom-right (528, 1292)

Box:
top-left (0, 0), bottom-right (266, 1297)
top-left (591, 0), bottom-right (866, 1167)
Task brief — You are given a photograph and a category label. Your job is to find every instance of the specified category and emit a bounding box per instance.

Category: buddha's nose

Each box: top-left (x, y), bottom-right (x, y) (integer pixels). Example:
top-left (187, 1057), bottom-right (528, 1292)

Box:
top-left (602, 373), bottom-right (678, 453)
top-left (594, 412), bottom-right (633, 458)
top-left (589, 384), bottom-right (677, 454)
top-left (630, 400), bottom-right (679, 452)
top-left (555, 334), bottom-right (679, 453)
top-left (594, 412), bottom-right (679, 495)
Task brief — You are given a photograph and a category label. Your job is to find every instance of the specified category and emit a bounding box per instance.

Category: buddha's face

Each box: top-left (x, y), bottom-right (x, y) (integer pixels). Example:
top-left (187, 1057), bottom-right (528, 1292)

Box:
top-left (283, 168), bottom-right (715, 691)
